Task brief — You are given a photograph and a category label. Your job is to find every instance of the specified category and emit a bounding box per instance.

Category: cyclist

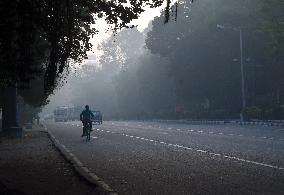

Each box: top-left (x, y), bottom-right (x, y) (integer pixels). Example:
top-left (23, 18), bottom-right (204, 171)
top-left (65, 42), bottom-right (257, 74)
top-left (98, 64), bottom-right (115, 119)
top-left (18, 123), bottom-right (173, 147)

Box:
top-left (80, 105), bottom-right (94, 137)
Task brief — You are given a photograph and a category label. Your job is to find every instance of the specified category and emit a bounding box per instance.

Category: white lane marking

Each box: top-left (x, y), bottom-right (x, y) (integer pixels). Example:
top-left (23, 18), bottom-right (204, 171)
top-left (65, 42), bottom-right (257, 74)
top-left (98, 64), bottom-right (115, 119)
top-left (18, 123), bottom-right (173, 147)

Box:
top-left (219, 133), bottom-right (223, 135)
top-left (94, 129), bottom-right (284, 170)
top-left (210, 153), bottom-right (221, 156)
top-left (238, 135), bottom-right (243, 137)
top-left (229, 134), bottom-right (234, 136)
top-left (225, 156), bottom-right (283, 170)
top-left (177, 129), bottom-right (181, 131)
top-left (136, 137), bottom-right (140, 139)
top-left (198, 131), bottom-right (203, 133)
top-left (209, 131), bottom-right (213, 134)
top-left (190, 130), bottom-right (194, 132)
top-left (168, 128), bottom-right (172, 130)
top-left (91, 136), bottom-right (98, 139)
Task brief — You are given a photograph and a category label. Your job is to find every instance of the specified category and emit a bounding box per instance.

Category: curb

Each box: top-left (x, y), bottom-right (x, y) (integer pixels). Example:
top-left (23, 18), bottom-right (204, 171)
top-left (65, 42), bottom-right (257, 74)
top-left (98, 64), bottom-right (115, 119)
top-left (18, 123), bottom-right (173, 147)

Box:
top-left (44, 127), bottom-right (118, 195)
top-left (237, 121), bottom-right (284, 127)
top-left (153, 119), bottom-right (226, 125)
top-left (152, 119), bottom-right (284, 127)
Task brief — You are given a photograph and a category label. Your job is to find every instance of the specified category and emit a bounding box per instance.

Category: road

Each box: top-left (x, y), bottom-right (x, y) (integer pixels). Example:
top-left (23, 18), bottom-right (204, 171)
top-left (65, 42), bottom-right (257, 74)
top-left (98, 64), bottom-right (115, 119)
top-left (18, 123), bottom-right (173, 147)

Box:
top-left (45, 121), bottom-right (284, 195)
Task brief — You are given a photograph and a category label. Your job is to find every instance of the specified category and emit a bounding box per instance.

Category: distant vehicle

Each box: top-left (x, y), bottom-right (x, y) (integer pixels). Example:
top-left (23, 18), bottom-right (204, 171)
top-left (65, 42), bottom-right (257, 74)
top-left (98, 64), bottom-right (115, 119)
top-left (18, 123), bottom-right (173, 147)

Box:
top-left (43, 114), bottom-right (54, 120)
top-left (54, 106), bottom-right (83, 122)
top-left (91, 110), bottom-right (103, 124)
top-left (25, 122), bottom-right (33, 129)
top-left (54, 107), bottom-right (68, 122)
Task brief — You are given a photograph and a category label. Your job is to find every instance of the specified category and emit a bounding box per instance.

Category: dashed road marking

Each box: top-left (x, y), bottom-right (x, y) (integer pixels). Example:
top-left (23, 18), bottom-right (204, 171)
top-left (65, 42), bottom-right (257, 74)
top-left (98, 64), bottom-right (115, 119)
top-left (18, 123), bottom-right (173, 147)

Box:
top-left (94, 129), bottom-right (284, 171)
top-left (68, 123), bottom-right (282, 143)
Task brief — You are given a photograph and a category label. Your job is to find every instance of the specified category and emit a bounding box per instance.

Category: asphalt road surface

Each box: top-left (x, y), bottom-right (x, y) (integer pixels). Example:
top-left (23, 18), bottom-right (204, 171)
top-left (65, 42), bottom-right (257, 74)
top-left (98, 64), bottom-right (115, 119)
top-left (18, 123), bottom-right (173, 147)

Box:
top-left (45, 121), bottom-right (284, 195)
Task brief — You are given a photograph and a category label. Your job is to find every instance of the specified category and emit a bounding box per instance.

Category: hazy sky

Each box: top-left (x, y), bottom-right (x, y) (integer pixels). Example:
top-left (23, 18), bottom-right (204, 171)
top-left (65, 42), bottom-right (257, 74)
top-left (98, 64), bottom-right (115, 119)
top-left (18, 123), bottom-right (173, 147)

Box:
top-left (41, 4), bottom-right (169, 115)
top-left (86, 3), bottom-right (169, 64)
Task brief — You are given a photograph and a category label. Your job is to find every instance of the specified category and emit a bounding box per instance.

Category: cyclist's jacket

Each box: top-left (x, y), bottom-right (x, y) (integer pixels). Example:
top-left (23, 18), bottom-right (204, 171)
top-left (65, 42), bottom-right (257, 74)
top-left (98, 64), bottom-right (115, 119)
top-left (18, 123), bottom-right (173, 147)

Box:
top-left (80, 109), bottom-right (94, 121)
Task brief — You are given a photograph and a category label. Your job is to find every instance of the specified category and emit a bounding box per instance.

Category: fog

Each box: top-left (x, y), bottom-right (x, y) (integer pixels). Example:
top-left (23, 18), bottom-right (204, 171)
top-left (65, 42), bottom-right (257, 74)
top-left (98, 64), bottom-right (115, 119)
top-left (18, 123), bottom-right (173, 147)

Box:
top-left (41, 0), bottom-right (284, 121)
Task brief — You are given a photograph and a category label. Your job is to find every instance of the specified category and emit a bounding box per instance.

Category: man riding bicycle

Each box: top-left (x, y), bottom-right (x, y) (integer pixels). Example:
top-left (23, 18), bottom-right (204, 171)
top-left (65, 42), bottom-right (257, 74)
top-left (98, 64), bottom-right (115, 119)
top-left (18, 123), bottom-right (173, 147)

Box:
top-left (80, 105), bottom-right (94, 137)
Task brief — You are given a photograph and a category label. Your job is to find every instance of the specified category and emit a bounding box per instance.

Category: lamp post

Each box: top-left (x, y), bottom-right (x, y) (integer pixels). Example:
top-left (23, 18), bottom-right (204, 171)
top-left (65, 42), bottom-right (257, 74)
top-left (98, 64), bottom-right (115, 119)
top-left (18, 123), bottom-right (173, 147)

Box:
top-left (217, 24), bottom-right (246, 121)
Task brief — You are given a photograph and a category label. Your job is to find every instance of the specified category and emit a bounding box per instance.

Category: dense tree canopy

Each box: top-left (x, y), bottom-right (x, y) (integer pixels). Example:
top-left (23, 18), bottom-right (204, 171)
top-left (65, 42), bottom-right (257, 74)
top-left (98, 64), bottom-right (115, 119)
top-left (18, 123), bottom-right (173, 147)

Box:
top-left (145, 0), bottom-right (284, 118)
top-left (0, 0), bottom-right (185, 94)
top-left (69, 0), bottom-right (283, 120)
top-left (0, 0), bottom-right (191, 125)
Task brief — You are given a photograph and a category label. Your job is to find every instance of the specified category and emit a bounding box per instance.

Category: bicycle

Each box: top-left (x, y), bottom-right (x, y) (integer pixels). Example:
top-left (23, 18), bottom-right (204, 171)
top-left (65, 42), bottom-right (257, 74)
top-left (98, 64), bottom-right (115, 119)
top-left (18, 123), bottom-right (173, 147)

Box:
top-left (83, 121), bottom-right (92, 141)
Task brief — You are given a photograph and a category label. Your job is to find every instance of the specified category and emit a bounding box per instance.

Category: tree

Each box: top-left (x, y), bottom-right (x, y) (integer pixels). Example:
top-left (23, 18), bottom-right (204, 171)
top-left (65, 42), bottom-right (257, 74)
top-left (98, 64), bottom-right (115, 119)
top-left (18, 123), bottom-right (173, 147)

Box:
top-left (0, 0), bottom-right (183, 91)
top-left (146, 0), bottom-right (284, 119)
top-left (0, 0), bottom-right (182, 131)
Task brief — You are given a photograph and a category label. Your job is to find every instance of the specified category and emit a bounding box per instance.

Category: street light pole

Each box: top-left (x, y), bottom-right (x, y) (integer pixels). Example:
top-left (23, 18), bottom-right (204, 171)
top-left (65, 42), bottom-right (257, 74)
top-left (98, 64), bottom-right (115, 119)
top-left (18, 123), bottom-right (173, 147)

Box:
top-left (217, 25), bottom-right (246, 121)
top-left (239, 28), bottom-right (246, 121)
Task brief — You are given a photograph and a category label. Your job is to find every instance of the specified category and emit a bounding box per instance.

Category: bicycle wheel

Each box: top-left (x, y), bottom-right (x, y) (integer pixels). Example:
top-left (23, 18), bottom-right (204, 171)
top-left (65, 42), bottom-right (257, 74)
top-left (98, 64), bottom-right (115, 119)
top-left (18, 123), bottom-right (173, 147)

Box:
top-left (86, 125), bottom-right (91, 141)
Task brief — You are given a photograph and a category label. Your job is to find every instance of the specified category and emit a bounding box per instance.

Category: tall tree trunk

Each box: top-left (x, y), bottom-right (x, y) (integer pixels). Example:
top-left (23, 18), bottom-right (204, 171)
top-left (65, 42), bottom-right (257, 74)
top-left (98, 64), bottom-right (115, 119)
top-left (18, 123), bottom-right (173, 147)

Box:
top-left (2, 85), bottom-right (22, 137)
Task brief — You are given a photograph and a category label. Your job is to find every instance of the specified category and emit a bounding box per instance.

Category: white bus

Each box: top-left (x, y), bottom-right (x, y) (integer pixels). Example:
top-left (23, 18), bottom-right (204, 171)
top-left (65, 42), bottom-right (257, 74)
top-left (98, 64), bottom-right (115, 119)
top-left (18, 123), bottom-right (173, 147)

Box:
top-left (54, 106), bottom-right (82, 122)
top-left (54, 107), bottom-right (68, 122)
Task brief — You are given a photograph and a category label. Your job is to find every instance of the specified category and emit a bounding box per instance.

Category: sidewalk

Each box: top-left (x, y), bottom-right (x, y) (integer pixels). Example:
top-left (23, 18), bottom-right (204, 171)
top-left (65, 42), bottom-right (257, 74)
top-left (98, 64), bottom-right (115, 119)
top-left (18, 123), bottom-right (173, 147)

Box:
top-left (0, 126), bottom-right (100, 195)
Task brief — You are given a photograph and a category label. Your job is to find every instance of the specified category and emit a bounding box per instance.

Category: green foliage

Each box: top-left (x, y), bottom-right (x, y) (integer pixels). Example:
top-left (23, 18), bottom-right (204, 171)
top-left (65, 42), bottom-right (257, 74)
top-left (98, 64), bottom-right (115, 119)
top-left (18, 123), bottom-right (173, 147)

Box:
top-left (145, 0), bottom-right (284, 119)
top-left (0, 0), bottom-right (177, 98)
top-left (244, 106), bottom-right (262, 119)
top-left (258, 0), bottom-right (284, 57)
